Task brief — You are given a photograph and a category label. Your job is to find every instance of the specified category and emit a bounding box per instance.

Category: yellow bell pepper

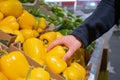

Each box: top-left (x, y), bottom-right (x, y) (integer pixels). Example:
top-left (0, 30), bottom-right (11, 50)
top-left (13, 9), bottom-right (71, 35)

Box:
top-left (0, 72), bottom-right (8, 80)
top-left (0, 0), bottom-right (6, 2)
top-left (45, 54), bottom-right (67, 74)
top-left (0, 0), bottom-right (23, 18)
top-left (16, 67), bottom-right (50, 80)
top-left (0, 16), bottom-right (19, 30)
top-left (0, 26), bottom-right (14, 34)
top-left (47, 45), bottom-right (66, 58)
top-left (20, 29), bottom-right (39, 40)
top-left (51, 46), bottom-right (70, 65)
top-left (32, 30), bottom-right (39, 38)
top-left (39, 31), bottom-right (57, 47)
top-left (63, 66), bottom-right (82, 80)
top-left (35, 17), bottom-right (47, 33)
top-left (16, 77), bottom-right (35, 80)
top-left (13, 30), bottom-right (24, 43)
top-left (17, 10), bottom-right (36, 29)
top-left (45, 45), bottom-right (67, 74)
top-left (38, 17), bottom-right (46, 29)
top-left (0, 50), bottom-right (30, 80)
top-left (16, 77), bottom-right (38, 80)
top-left (0, 11), bottom-right (4, 21)
top-left (70, 62), bottom-right (86, 79)
top-left (20, 29), bottom-right (35, 40)
top-left (23, 37), bottom-right (46, 65)
top-left (16, 77), bottom-right (25, 80)
top-left (37, 28), bottom-right (44, 33)
top-left (55, 32), bottom-right (63, 39)
top-left (28, 67), bottom-right (50, 80)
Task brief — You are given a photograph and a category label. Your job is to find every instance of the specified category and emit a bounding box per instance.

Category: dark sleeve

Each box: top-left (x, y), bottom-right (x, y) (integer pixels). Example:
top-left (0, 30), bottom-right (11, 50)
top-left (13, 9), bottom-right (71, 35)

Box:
top-left (115, 0), bottom-right (120, 25)
top-left (71, 0), bottom-right (115, 47)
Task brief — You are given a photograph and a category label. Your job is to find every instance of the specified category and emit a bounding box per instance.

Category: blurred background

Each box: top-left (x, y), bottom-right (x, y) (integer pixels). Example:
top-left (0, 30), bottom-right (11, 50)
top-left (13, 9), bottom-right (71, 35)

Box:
top-left (45, 0), bottom-right (101, 15)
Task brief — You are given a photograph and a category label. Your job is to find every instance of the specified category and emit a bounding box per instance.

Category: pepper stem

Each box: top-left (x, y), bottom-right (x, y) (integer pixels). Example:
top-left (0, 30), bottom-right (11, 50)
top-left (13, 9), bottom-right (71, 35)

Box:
top-left (43, 39), bottom-right (48, 45)
top-left (26, 66), bottom-right (34, 80)
top-left (42, 64), bottom-right (46, 70)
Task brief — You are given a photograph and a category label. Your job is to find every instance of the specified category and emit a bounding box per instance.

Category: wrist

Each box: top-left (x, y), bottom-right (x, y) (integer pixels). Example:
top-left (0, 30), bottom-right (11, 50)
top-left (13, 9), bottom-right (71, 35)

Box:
top-left (71, 35), bottom-right (85, 48)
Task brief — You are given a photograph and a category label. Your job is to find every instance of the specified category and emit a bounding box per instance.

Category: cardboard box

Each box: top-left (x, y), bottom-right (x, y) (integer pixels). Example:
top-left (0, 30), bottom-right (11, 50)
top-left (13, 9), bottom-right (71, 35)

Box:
top-left (0, 42), bottom-right (8, 50)
top-left (0, 30), bottom-right (17, 46)
top-left (0, 42), bottom-right (8, 57)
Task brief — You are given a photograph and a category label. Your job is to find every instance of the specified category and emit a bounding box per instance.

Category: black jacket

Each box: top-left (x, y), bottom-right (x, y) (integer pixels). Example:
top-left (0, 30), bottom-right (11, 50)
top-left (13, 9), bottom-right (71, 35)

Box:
top-left (71, 0), bottom-right (120, 47)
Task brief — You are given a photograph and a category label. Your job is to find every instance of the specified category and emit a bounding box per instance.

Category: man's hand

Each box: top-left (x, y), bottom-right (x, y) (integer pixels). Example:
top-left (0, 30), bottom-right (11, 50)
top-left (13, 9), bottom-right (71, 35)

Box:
top-left (47, 35), bottom-right (82, 61)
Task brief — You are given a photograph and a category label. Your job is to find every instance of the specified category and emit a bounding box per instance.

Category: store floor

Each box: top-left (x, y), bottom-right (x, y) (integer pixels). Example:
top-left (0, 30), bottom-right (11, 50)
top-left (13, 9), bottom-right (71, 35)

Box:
top-left (108, 31), bottom-right (120, 80)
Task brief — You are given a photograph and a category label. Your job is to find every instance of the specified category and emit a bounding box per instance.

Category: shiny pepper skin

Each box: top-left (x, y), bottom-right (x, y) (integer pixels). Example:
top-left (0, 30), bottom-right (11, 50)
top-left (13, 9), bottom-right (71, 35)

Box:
top-left (0, 51), bottom-right (30, 80)
top-left (0, 72), bottom-right (8, 80)
top-left (13, 30), bottom-right (24, 43)
top-left (0, 0), bottom-right (6, 2)
top-left (0, 11), bottom-right (4, 21)
top-left (0, 0), bottom-right (23, 18)
top-left (63, 62), bottom-right (86, 80)
top-left (23, 37), bottom-right (46, 65)
top-left (29, 67), bottom-right (50, 80)
top-left (35, 17), bottom-right (46, 33)
top-left (0, 16), bottom-right (19, 30)
top-left (32, 30), bottom-right (39, 38)
top-left (16, 77), bottom-right (25, 80)
top-left (17, 10), bottom-right (36, 29)
top-left (47, 45), bottom-right (66, 58)
top-left (45, 45), bottom-right (67, 74)
top-left (39, 31), bottom-right (57, 47)
top-left (63, 66), bottom-right (82, 80)
top-left (20, 29), bottom-right (39, 40)
top-left (70, 62), bottom-right (86, 79)
top-left (0, 26), bottom-right (14, 34)
top-left (16, 67), bottom-right (50, 80)
top-left (20, 29), bottom-right (35, 40)
top-left (55, 32), bottom-right (63, 39)
top-left (45, 54), bottom-right (67, 74)
top-left (38, 17), bottom-right (46, 29)
top-left (16, 78), bottom-right (35, 80)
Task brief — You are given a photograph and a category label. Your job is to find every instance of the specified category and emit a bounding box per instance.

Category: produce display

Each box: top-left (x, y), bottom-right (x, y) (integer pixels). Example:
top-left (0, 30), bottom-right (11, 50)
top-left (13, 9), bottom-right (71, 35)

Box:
top-left (0, 0), bottom-right (90, 80)
top-left (25, 2), bottom-right (83, 35)
top-left (0, 50), bottom-right (51, 80)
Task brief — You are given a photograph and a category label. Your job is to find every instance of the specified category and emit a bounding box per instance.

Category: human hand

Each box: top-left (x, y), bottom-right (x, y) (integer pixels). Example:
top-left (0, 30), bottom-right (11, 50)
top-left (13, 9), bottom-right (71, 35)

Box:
top-left (47, 35), bottom-right (82, 61)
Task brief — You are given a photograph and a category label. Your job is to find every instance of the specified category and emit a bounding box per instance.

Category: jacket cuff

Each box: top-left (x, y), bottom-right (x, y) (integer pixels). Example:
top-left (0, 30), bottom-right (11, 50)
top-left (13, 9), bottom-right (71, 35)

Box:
top-left (71, 31), bottom-right (88, 48)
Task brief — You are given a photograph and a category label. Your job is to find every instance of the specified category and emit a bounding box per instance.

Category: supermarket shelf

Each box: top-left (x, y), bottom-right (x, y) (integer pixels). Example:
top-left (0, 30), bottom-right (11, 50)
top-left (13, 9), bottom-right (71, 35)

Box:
top-left (87, 37), bottom-right (104, 80)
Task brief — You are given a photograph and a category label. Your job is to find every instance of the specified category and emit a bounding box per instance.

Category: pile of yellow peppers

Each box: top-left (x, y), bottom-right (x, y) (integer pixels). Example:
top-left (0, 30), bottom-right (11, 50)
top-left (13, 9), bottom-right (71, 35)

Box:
top-left (0, 0), bottom-right (47, 43)
top-left (0, 50), bottom-right (50, 80)
top-left (0, 0), bottom-right (87, 80)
